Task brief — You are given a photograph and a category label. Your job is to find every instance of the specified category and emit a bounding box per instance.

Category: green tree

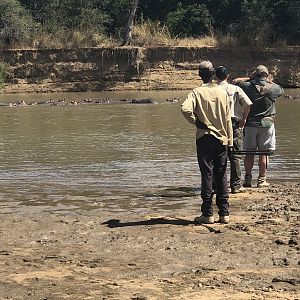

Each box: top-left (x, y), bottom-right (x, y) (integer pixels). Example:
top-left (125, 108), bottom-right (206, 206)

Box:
top-left (2, 0), bottom-right (299, 47)
top-left (203, 0), bottom-right (242, 33)
top-left (239, 0), bottom-right (274, 46)
top-left (0, 0), bottom-right (37, 46)
top-left (166, 4), bottom-right (213, 37)
top-left (272, 0), bottom-right (300, 44)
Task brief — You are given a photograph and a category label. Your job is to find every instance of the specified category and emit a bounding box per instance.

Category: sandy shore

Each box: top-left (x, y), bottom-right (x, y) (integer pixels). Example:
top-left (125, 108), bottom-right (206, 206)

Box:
top-left (0, 181), bottom-right (299, 299)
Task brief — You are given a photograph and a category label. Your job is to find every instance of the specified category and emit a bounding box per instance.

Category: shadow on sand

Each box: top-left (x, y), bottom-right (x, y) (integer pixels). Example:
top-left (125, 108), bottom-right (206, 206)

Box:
top-left (102, 218), bottom-right (222, 233)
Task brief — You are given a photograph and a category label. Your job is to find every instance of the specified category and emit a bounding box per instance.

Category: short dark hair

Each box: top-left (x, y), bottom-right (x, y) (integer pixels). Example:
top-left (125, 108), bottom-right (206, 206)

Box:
top-left (198, 69), bottom-right (214, 83)
top-left (215, 66), bottom-right (229, 81)
top-left (198, 60), bottom-right (214, 83)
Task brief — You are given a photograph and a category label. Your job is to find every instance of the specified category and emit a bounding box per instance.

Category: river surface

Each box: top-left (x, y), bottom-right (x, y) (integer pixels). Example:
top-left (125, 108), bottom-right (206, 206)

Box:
top-left (0, 90), bottom-right (299, 214)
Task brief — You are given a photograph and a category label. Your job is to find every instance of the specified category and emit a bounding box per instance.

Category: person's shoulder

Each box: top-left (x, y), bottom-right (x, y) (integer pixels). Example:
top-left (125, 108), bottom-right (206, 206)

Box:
top-left (195, 83), bottom-right (218, 91)
top-left (227, 83), bottom-right (240, 91)
top-left (270, 82), bottom-right (284, 96)
top-left (229, 83), bottom-right (249, 94)
top-left (214, 84), bottom-right (228, 94)
top-left (270, 82), bottom-right (283, 89)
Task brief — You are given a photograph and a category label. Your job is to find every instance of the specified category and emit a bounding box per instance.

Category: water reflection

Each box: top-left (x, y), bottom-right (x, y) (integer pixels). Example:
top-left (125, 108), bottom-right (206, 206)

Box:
top-left (0, 90), bottom-right (299, 213)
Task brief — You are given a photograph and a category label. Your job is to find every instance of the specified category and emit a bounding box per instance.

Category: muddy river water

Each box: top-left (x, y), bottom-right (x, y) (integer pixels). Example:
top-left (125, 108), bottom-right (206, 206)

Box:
top-left (0, 89), bottom-right (299, 214)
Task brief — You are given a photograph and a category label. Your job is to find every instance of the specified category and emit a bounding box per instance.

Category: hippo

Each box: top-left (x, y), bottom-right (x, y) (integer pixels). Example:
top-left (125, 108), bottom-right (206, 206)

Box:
top-left (129, 98), bottom-right (158, 104)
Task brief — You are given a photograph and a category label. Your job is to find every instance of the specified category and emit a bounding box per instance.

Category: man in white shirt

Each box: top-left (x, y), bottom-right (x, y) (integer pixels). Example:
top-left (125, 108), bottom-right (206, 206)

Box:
top-left (216, 66), bottom-right (252, 193)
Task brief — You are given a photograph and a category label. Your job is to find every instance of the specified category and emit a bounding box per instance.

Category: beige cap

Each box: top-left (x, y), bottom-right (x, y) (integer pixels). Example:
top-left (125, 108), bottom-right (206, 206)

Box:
top-left (255, 65), bottom-right (269, 76)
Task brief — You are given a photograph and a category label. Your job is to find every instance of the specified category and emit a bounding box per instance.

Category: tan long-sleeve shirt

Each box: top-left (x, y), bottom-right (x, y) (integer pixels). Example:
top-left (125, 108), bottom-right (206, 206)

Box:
top-left (181, 83), bottom-right (233, 146)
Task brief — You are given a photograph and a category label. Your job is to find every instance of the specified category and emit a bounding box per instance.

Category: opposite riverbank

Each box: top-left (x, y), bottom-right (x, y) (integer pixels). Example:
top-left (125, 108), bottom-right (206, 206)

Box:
top-left (1, 46), bottom-right (300, 94)
top-left (0, 181), bottom-right (299, 299)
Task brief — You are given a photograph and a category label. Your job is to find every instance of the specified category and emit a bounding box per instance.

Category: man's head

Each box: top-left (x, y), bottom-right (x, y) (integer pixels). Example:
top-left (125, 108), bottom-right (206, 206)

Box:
top-left (215, 66), bottom-right (229, 81)
top-left (198, 60), bottom-right (214, 83)
top-left (255, 65), bottom-right (269, 78)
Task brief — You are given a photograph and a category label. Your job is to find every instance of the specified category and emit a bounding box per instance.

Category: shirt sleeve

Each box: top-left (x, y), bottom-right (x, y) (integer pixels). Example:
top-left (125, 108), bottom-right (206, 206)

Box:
top-left (181, 90), bottom-right (197, 125)
top-left (237, 86), bottom-right (252, 108)
top-left (271, 83), bottom-right (284, 98)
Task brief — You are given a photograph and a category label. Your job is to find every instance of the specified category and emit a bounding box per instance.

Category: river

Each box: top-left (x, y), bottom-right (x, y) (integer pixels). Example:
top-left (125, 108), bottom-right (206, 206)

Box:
top-left (0, 89), bottom-right (299, 214)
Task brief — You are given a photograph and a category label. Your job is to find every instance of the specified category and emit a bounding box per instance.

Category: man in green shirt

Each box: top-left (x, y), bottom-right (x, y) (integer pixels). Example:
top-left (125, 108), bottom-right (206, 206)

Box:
top-left (181, 61), bottom-right (233, 224)
top-left (234, 65), bottom-right (284, 187)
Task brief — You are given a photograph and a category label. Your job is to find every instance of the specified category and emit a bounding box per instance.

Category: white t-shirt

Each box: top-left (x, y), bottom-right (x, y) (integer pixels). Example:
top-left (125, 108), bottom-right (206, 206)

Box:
top-left (218, 81), bottom-right (252, 121)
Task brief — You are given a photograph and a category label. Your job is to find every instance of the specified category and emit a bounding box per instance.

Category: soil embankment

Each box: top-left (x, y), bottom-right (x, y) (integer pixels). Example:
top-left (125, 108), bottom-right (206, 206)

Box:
top-left (0, 182), bottom-right (299, 299)
top-left (0, 46), bottom-right (300, 93)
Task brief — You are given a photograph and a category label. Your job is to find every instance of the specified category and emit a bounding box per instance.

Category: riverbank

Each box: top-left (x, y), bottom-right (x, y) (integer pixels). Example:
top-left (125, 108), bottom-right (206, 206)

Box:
top-left (1, 46), bottom-right (300, 94)
top-left (0, 181), bottom-right (299, 299)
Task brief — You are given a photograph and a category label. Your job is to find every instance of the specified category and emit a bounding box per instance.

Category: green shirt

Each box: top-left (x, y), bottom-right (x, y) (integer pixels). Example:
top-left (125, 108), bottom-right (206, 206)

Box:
top-left (236, 79), bottom-right (284, 127)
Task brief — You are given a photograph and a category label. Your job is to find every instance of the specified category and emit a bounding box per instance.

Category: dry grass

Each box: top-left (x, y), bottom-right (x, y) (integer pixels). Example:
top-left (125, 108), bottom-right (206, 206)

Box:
top-left (32, 30), bottom-right (118, 49)
top-left (214, 31), bottom-right (239, 49)
top-left (131, 20), bottom-right (173, 46)
top-left (173, 36), bottom-right (217, 47)
top-left (130, 20), bottom-right (218, 47)
top-left (5, 21), bottom-right (243, 49)
top-left (130, 21), bottom-right (239, 48)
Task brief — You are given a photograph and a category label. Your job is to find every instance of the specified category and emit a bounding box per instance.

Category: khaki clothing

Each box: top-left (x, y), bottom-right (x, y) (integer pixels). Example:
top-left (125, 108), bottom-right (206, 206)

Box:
top-left (181, 83), bottom-right (233, 146)
top-left (218, 81), bottom-right (252, 121)
top-left (218, 81), bottom-right (252, 191)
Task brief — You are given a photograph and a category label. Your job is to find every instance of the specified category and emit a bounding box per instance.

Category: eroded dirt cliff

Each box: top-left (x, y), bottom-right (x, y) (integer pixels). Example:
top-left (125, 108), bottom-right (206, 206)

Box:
top-left (0, 46), bottom-right (299, 93)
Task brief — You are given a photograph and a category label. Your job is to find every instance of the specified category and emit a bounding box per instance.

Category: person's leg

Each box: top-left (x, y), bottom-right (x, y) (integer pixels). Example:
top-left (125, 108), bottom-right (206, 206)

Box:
top-left (244, 154), bottom-right (255, 175)
top-left (258, 155), bottom-right (268, 177)
top-left (257, 125), bottom-right (276, 187)
top-left (214, 142), bottom-right (229, 217)
top-left (196, 136), bottom-right (215, 217)
top-left (229, 127), bottom-right (242, 192)
top-left (243, 127), bottom-right (257, 187)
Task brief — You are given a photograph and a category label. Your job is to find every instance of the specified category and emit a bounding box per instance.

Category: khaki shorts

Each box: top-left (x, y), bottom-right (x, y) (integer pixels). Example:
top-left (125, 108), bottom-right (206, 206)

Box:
top-left (243, 125), bottom-right (276, 150)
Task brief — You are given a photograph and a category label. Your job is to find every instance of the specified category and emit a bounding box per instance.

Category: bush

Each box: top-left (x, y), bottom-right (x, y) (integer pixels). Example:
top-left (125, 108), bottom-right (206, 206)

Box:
top-left (239, 0), bottom-right (274, 47)
top-left (0, 0), bottom-right (37, 47)
top-left (166, 4), bottom-right (213, 38)
top-left (272, 0), bottom-right (300, 45)
top-left (0, 62), bottom-right (9, 87)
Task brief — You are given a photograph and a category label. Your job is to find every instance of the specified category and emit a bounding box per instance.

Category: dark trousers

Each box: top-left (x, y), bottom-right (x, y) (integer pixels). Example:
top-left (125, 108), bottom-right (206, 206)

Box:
top-left (228, 121), bottom-right (242, 189)
top-left (196, 135), bottom-right (229, 217)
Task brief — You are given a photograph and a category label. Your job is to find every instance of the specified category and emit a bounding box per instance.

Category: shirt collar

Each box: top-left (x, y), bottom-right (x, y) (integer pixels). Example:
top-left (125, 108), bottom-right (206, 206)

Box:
top-left (218, 80), bottom-right (228, 86)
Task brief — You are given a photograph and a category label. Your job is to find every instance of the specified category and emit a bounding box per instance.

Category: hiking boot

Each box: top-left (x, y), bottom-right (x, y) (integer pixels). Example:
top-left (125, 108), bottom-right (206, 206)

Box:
top-left (218, 216), bottom-right (230, 224)
top-left (231, 186), bottom-right (246, 194)
top-left (257, 176), bottom-right (270, 188)
top-left (243, 174), bottom-right (252, 187)
top-left (194, 215), bottom-right (214, 224)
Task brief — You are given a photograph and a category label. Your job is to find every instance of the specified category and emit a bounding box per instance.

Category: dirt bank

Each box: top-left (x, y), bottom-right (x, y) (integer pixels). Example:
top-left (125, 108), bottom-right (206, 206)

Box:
top-left (0, 182), bottom-right (299, 299)
top-left (1, 46), bottom-right (300, 94)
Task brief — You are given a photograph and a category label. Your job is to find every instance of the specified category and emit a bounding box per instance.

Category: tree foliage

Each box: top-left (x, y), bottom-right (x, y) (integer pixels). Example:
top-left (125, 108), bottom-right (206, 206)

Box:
top-left (0, 61), bottom-right (9, 87)
top-left (239, 0), bottom-right (275, 46)
top-left (0, 0), bottom-right (299, 47)
top-left (166, 4), bottom-right (213, 37)
top-left (0, 0), bottom-right (37, 46)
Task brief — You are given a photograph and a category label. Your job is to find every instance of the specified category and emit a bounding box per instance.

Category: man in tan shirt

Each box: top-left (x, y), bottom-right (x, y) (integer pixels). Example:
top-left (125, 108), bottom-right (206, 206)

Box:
top-left (181, 61), bottom-right (233, 224)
